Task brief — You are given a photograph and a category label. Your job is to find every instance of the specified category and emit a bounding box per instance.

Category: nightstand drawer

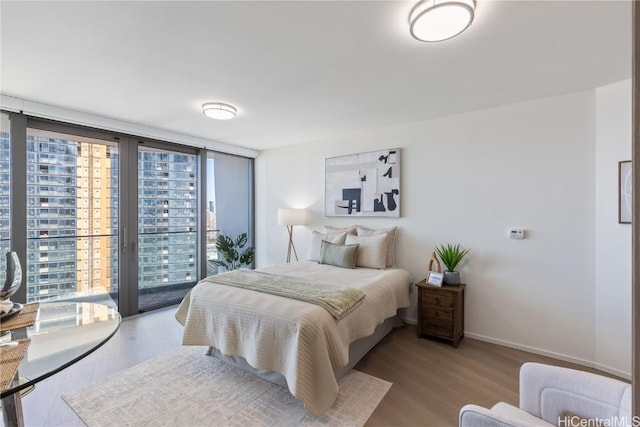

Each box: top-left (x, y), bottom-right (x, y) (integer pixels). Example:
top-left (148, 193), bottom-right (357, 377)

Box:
top-left (422, 306), bottom-right (453, 322)
top-left (420, 291), bottom-right (453, 307)
top-left (422, 319), bottom-right (452, 338)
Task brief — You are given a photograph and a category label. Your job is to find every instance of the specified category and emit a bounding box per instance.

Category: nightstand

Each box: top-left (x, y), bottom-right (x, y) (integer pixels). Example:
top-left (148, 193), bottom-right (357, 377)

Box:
top-left (416, 280), bottom-right (465, 347)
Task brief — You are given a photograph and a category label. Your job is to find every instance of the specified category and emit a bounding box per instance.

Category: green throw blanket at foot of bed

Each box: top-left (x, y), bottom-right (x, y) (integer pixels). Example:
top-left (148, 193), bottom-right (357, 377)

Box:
top-left (201, 270), bottom-right (365, 319)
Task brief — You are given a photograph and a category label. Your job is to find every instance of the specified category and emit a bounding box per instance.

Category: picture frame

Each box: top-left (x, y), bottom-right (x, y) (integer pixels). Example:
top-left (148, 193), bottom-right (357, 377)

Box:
top-left (427, 271), bottom-right (444, 287)
top-left (619, 160), bottom-right (632, 224)
top-left (325, 148), bottom-right (400, 217)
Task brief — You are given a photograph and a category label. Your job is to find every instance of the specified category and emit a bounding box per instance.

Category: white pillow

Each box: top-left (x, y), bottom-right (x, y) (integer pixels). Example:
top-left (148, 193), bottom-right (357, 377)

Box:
top-left (307, 230), bottom-right (348, 261)
top-left (345, 233), bottom-right (388, 269)
top-left (324, 225), bottom-right (357, 236)
top-left (356, 226), bottom-right (397, 268)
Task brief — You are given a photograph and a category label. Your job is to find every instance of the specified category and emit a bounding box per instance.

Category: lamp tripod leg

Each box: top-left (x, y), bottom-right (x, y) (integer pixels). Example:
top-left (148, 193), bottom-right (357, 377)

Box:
top-left (291, 238), bottom-right (298, 262)
top-left (286, 226), bottom-right (294, 263)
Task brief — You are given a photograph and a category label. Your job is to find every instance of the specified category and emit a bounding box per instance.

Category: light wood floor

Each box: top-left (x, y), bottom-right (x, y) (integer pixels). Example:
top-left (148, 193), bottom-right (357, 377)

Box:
top-left (355, 326), bottom-right (617, 426)
top-left (12, 306), bottom-right (620, 427)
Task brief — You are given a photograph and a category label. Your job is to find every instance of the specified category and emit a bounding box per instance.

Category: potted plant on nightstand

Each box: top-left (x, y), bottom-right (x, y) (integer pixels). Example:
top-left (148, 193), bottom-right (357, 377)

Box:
top-left (435, 243), bottom-right (470, 285)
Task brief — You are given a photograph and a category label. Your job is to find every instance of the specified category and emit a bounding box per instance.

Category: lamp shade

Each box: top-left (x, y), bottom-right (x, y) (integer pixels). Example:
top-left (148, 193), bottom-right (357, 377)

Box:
top-left (277, 209), bottom-right (307, 226)
top-left (409, 0), bottom-right (475, 42)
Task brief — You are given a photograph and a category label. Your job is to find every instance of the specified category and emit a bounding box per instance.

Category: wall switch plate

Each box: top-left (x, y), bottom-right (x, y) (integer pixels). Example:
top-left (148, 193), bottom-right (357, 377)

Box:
top-left (509, 229), bottom-right (525, 239)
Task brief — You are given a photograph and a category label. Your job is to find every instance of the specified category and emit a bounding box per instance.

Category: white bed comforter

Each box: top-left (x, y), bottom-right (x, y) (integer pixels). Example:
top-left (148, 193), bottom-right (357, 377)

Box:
top-left (174, 260), bottom-right (411, 415)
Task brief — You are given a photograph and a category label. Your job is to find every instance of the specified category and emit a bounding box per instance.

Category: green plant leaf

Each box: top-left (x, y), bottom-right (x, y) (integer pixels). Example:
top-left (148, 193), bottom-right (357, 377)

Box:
top-left (213, 232), bottom-right (254, 271)
top-left (435, 243), bottom-right (471, 272)
top-left (209, 260), bottom-right (228, 268)
top-left (235, 233), bottom-right (248, 249)
top-left (239, 247), bottom-right (255, 265)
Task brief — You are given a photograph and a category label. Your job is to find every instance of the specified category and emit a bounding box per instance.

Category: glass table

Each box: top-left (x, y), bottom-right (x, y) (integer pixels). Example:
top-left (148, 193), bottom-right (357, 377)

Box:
top-left (0, 302), bottom-right (121, 427)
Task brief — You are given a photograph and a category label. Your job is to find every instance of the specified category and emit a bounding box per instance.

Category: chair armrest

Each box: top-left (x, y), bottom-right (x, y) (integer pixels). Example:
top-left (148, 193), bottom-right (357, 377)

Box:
top-left (519, 363), bottom-right (631, 425)
top-left (459, 403), bottom-right (550, 427)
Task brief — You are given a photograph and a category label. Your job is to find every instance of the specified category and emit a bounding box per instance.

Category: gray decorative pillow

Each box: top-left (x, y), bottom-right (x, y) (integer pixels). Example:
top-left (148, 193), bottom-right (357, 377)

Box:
top-left (319, 241), bottom-right (359, 269)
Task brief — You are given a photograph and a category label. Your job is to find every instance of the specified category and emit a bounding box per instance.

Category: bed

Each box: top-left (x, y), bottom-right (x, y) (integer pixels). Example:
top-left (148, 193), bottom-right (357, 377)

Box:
top-left (175, 229), bottom-right (410, 416)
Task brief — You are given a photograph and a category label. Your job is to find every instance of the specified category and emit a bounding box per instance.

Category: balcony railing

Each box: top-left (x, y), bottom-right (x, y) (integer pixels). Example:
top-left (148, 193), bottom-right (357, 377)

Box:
top-left (3, 228), bottom-right (224, 311)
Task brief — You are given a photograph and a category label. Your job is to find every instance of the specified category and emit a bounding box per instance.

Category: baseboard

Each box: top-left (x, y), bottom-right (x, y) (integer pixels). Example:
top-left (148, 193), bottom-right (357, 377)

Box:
top-left (464, 332), bottom-right (631, 381)
top-left (402, 317), bottom-right (417, 326)
top-left (400, 316), bottom-right (631, 381)
top-left (591, 362), bottom-right (631, 381)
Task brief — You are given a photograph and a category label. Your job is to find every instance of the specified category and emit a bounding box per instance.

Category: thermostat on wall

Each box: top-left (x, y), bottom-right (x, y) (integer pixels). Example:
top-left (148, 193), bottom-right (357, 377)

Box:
top-left (509, 229), bottom-right (525, 240)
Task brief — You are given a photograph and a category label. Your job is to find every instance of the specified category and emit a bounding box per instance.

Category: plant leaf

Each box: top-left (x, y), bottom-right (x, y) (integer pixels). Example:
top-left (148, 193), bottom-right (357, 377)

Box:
top-left (435, 243), bottom-right (470, 272)
top-left (212, 232), bottom-right (254, 271)
top-left (235, 233), bottom-right (248, 248)
top-left (239, 247), bottom-right (255, 265)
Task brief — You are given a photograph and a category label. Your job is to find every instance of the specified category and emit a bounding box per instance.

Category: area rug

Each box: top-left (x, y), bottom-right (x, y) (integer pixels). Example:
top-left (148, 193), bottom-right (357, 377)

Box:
top-left (63, 346), bottom-right (391, 427)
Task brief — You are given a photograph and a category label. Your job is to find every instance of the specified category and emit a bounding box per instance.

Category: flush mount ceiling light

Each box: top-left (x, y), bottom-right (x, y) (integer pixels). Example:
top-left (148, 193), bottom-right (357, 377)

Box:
top-left (202, 102), bottom-right (237, 120)
top-left (409, 0), bottom-right (475, 42)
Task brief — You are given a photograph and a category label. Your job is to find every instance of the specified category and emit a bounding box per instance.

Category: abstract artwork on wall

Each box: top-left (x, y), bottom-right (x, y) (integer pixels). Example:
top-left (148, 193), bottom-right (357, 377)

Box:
top-left (619, 160), bottom-right (632, 224)
top-left (325, 148), bottom-right (400, 217)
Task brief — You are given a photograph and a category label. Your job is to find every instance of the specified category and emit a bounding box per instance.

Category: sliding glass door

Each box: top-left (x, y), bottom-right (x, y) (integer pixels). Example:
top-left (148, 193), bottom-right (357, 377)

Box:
top-left (25, 127), bottom-right (119, 307)
top-left (2, 110), bottom-right (253, 317)
top-left (137, 145), bottom-right (198, 311)
top-left (0, 114), bottom-right (11, 285)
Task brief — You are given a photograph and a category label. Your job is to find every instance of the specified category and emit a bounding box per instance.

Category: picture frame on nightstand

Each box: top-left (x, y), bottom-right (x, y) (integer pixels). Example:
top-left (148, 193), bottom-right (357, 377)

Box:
top-left (427, 271), bottom-right (444, 287)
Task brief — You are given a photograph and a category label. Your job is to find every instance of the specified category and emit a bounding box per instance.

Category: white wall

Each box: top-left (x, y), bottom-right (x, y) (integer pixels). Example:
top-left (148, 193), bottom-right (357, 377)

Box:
top-left (255, 85), bottom-right (631, 377)
top-left (595, 80), bottom-right (632, 376)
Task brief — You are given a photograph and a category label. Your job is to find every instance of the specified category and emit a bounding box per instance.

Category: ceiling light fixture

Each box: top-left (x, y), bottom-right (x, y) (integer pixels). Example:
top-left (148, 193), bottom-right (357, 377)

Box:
top-left (202, 102), bottom-right (237, 120)
top-left (409, 0), bottom-right (475, 42)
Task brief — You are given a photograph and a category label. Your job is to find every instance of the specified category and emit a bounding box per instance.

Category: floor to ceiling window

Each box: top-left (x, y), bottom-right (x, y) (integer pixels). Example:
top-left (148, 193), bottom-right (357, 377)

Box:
top-left (206, 154), bottom-right (217, 276)
top-left (205, 152), bottom-right (254, 274)
top-left (137, 146), bottom-right (198, 311)
top-left (25, 128), bottom-right (119, 305)
top-left (0, 114), bottom-right (10, 284)
top-left (3, 111), bottom-right (254, 317)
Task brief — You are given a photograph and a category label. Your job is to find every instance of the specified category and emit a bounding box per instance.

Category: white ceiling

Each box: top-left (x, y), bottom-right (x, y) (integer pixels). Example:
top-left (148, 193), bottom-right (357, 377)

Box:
top-left (0, 1), bottom-right (632, 151)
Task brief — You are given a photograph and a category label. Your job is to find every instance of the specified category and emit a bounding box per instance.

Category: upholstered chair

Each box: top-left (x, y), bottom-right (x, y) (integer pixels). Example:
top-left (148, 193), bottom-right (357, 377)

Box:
top-left (459, 362), bottom-right (631, 427)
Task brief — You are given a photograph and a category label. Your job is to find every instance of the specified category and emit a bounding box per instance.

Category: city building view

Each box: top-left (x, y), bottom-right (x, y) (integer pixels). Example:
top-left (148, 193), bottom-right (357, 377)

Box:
top-left (0, 123), bottom-right (215, 309)
top-left (205, 157), bottom-right (218, 276)
top-left (137, 147), bottom-right (200, 306)
top-left (26, 131), bottom-right (118, 303)
top-left (0, 119), bottom-right (10, 284)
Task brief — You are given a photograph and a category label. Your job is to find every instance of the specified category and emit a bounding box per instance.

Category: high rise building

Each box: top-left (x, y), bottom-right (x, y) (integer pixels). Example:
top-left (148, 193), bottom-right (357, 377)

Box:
top-left (0, 124), bottom-right (10, 283)
top-left (137, 149), bottom-right (198, 288)
top-left (3, 132), bottom-right (202, 305)
top-left (25, 135), bottom-right (117, 302)
top-left (74, 143), bottom-right (117, 297)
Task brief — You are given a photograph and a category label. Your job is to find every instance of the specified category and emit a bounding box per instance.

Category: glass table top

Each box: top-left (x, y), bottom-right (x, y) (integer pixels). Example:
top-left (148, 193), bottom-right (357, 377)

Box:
top-left (0, 301), bottom-right (121, 398)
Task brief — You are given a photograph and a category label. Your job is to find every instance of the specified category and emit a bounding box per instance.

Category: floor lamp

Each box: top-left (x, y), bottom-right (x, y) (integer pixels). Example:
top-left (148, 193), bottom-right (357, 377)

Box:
top-left (277, 208), bottom-right (307, 263)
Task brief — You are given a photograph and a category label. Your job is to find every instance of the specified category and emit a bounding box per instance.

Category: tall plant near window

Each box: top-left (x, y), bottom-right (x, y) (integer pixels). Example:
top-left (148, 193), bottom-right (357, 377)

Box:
top-left (210, 233), bottom-right (254, 271)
